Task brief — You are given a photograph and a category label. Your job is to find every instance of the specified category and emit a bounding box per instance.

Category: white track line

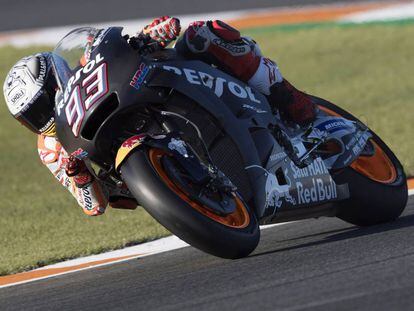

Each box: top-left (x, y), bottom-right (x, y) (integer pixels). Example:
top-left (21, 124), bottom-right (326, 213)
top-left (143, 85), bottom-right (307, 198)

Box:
top-left (342, 2), bottom-right (414, 23)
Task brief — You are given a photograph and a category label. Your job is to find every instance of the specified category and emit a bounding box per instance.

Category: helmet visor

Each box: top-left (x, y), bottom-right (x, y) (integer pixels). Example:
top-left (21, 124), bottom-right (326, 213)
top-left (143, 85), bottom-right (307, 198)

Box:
top-left (16, 90), bottom-right (55, 134)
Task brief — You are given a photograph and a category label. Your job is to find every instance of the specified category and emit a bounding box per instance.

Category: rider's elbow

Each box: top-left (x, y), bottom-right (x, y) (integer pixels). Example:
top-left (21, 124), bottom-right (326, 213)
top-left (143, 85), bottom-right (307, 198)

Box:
top-left (80, 203), bottom-right (107, 216)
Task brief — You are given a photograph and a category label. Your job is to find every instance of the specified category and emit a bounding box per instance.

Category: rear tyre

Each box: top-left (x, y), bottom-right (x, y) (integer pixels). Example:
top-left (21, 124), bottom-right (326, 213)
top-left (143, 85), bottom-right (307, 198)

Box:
top-left (120, 148), bottom-right (260, 259)
top-left (313, 96), bottom-right (408, 226)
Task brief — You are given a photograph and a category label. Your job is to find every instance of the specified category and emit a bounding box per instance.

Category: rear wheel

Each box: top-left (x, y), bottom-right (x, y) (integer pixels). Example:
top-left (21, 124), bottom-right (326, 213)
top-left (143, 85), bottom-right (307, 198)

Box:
top-left (120, 148), bottom-right (260, 259)
top-left (314, 96), bottom-right (408, 226)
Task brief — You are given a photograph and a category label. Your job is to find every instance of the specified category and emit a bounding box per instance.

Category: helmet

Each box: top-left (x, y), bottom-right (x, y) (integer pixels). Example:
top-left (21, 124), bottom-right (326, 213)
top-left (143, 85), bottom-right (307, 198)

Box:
top-left (3, 53), bottom-right (57, 136)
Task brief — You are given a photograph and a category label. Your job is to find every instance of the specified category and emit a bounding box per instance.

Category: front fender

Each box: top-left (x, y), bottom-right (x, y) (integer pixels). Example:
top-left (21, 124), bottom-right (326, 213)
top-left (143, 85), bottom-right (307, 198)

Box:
top-left (115, 135), bottom-right (147, 171)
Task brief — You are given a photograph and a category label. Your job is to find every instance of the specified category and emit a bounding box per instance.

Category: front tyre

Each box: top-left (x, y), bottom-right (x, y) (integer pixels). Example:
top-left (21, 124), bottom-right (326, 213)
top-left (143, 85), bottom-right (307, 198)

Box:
top-left (314, 96), bottom-right (408, 226)
top-left (120, 148), bottom-right (260, 259)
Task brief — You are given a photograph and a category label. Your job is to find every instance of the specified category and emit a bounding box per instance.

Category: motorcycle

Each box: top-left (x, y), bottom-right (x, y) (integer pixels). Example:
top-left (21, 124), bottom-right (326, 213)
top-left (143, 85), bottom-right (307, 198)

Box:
top-left (51, 27), bottom-right (408, 259)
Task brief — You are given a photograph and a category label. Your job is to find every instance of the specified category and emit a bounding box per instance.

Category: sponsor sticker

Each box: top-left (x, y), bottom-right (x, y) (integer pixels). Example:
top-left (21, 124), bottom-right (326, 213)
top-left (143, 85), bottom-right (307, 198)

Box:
top-left (10, 89), bottom-right (25, 104)
top-left (37, 54), bottom-right (48, 83)
top-left (211, 38), bottom-right (247, 55)
top-left (162, 65), bottom-right (261, 104)
top-left (121, 135), bottom-right (146, 148)
top-left (290, 157), bottom-right (329, 179)
top-left (63, 53), bottom-right (105, 103)
top-left (296, 176), bottom-right (337, 205)
top-left (130, 63), bottom-right (149, 90)
top-left (39, 117), bottom-right (55, 133)
top-left (242, 104), bottom-right (267, 114)
top-left (292, 158), bottom-right (338, 205)
top-left (261, 156), bottom-right (338, 214)
top-left (269, 151), bottom-right (287, 163)
top-left (71, 148), bottom-right (88, 159)
top-left (316, 119), bottom-right (349, 134)
top-left (351, 131), bottom-right (370, 156)
top-left (115, 134), bottom-right (147, 169)
top-left (82, 188), bottom-right (93, 210)
top-left (264, 168), bottom-right (296, 211)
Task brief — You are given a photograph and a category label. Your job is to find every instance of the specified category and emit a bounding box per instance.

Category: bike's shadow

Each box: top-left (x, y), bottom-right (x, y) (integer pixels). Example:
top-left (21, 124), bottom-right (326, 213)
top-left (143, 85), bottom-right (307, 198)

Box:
top-left (249, 210), bottom-right (414, 258)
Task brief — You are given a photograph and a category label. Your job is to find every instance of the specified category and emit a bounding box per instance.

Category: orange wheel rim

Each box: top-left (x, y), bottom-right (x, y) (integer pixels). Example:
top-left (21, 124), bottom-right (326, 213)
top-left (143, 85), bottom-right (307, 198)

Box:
top-left (149, 149), bottom-right (250, 228)
top-left (350, 141), bottom-right (397, 184)
top-left (318, 105), bottom-right (397, 184)
top-left (318, 105), bottom-right (341, 117)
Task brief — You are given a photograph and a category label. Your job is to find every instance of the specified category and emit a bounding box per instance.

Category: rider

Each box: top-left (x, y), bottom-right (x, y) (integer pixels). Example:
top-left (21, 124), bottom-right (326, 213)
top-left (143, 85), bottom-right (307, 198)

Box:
top-left (3, 16), bottom-right (316, 216)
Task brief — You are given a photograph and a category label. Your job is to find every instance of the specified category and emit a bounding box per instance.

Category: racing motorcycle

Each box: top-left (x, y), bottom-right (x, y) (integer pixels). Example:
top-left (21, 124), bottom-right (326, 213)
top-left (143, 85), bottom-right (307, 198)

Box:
top-left (51, 27), bottom-right (408, 259)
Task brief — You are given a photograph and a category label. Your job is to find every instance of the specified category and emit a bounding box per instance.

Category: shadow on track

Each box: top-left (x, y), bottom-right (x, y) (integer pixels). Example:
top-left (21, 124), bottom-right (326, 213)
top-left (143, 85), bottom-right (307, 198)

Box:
top-left (250, 213), bottom-right (414, 258)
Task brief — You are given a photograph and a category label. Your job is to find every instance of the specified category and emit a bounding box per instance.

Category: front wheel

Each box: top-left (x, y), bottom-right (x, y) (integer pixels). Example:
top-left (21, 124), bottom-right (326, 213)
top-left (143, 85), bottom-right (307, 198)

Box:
top-left (314, 96), bottom-right (408, 226)
top-left (120, 148), bottom-right (260, 259)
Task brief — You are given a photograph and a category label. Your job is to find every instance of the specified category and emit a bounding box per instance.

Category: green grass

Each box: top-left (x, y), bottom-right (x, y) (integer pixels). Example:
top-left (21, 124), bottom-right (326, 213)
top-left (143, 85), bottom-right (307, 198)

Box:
top-left (1, 21), bottom-right (413, 276)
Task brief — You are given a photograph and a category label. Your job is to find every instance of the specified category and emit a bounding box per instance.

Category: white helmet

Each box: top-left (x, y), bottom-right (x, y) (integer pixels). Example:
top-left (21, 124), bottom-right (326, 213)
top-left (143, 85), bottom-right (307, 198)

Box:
top-left (3, 52), bottom-right (57, 135)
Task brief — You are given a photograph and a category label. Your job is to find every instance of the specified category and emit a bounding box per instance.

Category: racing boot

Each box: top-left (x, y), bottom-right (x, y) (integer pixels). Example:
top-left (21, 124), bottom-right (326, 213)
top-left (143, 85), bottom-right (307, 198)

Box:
top-left (267, 79), bottom-right (316, 127)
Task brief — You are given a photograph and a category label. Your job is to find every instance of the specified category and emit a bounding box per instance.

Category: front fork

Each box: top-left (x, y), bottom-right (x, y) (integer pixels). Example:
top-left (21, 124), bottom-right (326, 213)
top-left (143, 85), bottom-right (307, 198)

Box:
top-left (115, 132), bottom-right (238, 215)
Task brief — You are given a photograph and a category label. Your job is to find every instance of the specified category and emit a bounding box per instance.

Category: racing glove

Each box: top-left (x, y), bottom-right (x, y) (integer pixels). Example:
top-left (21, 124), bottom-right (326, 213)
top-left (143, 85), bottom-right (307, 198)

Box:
top-left (65, 156), bottom-right (94, 188)
top-left (142, 16), bottom-right (181, 47)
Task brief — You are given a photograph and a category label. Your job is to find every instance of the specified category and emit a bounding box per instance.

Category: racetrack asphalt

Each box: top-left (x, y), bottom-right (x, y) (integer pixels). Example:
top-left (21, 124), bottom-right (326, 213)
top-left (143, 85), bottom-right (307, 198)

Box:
top-left (1, 195), bottom-right (413, 311)
top-left (0, 0), bottom-right (390, 31)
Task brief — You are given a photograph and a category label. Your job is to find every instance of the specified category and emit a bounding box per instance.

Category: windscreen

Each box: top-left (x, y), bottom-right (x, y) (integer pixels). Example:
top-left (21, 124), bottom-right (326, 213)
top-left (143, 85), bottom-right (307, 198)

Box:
top-left (51, 27), bottom-right (100, 91)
